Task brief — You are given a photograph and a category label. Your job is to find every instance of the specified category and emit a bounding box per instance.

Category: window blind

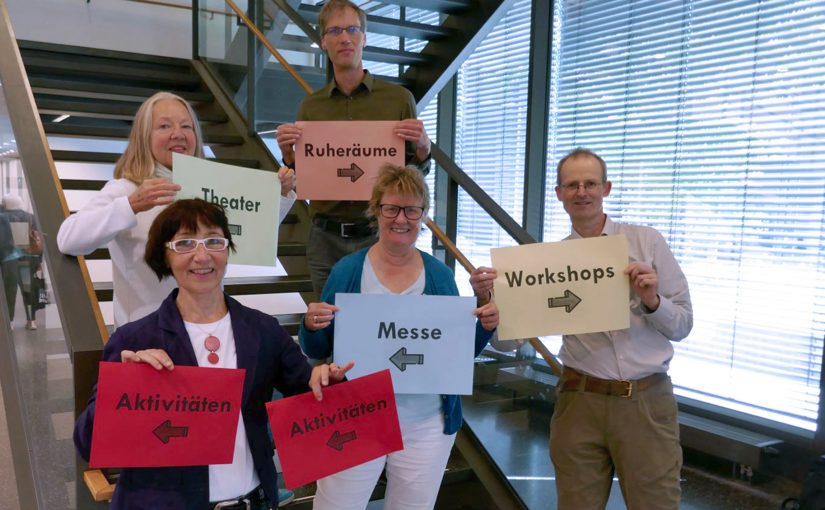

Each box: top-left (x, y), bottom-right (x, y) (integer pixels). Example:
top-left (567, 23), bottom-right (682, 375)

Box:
top-left (544, 0), bottom-right (825, 431)
top-left (454, 0), bottom-right (533, 268)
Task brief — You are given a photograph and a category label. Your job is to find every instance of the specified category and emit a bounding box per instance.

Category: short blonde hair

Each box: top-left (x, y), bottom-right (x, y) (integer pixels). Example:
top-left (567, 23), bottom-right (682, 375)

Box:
top-left (113, 92), bottom-right (204, 184)
top-left (367, 164), bottom-right (429, 222)
top-left (319, 0), bottom-right (367, 35)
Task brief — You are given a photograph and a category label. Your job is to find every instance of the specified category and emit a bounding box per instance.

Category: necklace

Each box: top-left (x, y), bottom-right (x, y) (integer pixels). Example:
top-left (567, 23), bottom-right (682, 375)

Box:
top-left (189, 318), bottom-right (224, 365)
top-left (204, 334), bottom-right (220, 365)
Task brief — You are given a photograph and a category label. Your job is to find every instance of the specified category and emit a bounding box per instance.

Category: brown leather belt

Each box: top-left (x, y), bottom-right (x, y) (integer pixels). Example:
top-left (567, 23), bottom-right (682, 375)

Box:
top-left (559, 366), bottom-right (668, 398)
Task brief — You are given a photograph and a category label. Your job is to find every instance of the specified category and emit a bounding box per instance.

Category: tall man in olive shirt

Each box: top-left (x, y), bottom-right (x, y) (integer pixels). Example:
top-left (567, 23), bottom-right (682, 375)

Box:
top-left (276, 0), bottom-right (432, 296)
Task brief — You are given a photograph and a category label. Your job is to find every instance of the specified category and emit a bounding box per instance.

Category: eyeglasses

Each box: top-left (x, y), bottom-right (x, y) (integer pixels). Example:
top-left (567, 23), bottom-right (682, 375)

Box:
top-left (166, 237), bottom-right (229, 253)
top-left (322, 25), bottom-right (363, 36)
top-left (560, 180), bottom-right (604, 193)
top-left (378, 204), bottom-right (425, 220)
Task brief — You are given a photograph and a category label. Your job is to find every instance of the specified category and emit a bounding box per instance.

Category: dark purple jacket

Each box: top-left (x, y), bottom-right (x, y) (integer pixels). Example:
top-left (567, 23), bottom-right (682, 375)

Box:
top-left (74, 290), bottom-right (312, 509)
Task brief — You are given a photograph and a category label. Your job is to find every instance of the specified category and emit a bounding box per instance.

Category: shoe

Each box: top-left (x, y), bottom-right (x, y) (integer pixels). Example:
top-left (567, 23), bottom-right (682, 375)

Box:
top-left (277, 488), bottom-right (294, 507)
top-left (25, 320), bottom-right (37, 330)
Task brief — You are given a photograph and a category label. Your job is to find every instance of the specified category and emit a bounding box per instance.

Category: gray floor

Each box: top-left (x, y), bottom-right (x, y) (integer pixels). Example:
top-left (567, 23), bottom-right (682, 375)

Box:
top-left (0, 368), bottom-right (20, 510)
top-left (462, 383), bottom-right (800, 510)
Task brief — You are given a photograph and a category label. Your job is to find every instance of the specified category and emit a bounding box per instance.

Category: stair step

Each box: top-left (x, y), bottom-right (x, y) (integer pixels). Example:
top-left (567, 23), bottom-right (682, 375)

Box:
top-left (18, 40), bottom-right (194, 68)
top-left (375, 0), bottom-right (475, 13)
top-left (29, 76), bottom-right (214, 104)
top-left (35, 94), bottom-right (228, 123)
top-left (273, 313), bottom-right (304, 336)
top-left (52, 151), bottom-right (261, 169)
top-left (22, 54), bottom-right (201, 88)
top-left (44, 122), bottom-right (244, 145)
top-left (94, 275), bottom-right (313, 302)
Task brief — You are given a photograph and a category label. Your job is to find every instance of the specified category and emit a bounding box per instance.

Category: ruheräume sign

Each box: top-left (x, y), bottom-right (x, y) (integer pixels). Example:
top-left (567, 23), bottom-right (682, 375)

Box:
top-left (295, 121), bottom-right (404, 200)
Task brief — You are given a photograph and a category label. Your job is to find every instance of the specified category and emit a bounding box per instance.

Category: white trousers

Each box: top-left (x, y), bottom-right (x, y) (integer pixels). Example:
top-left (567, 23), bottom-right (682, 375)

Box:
top-left (313, 414), bottom-right (456, 510)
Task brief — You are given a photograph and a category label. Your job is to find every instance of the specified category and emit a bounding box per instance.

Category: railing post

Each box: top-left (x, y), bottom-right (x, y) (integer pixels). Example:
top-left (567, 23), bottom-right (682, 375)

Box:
top-left (522, 0), bottom-right (553, 241)
top-left (246, 0), bottom-right (258, 135)
top-left (434, 76), bottom-right (458, 269)
top-left (192, 0), bottom-right (200, 61)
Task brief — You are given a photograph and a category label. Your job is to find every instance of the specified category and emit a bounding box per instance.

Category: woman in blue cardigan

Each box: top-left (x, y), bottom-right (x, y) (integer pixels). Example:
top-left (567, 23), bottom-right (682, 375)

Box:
top-left (299, 164), bottom-right (500, 510)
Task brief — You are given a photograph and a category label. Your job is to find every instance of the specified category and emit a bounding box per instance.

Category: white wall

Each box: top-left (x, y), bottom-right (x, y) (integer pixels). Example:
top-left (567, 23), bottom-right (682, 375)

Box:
top-left (6, 0), bottom-right (192, 59)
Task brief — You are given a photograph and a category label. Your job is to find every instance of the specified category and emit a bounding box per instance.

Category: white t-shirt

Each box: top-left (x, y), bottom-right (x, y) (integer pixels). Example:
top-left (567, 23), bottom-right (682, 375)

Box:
top-left (184, 313), bottom-right (260, 501)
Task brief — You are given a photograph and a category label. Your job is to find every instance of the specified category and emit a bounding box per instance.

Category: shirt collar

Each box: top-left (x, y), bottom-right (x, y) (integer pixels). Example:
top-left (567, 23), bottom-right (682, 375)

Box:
top-left (326, 69), bottom-right (373, 97)
top-left (569, 214), bottom-right (615, 239)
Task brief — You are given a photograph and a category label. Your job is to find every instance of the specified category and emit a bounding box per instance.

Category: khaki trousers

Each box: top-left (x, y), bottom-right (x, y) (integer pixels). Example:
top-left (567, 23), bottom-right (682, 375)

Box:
top-left (549, 376), bottom-right (682, 510)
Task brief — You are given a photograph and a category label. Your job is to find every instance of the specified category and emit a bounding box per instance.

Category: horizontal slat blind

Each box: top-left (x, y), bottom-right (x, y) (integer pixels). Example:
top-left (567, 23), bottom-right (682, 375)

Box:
top-left (454, 0), bottom-right (532, 266)
top-left (544, 0), bottom-right (825, 431)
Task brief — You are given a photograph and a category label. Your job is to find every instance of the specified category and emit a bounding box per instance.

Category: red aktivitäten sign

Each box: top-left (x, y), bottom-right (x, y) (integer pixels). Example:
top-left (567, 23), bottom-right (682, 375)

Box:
top-left (90, 362), bottom-right (245, 468)
top-left (267, 369), bottom-right (402, 489)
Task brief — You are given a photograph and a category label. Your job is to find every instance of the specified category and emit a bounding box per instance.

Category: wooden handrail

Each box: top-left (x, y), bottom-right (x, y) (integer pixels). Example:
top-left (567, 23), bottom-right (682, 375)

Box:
top-left (223, 0), bottom-right (314, 95)
top-left (229, 0), bottom-right (563, 376)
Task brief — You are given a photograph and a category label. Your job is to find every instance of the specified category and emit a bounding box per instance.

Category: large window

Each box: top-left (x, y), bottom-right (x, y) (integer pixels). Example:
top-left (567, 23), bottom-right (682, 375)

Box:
top-left (544, 0), bottom-right (825, 432)
top-left (453, 0), bottom-right (533, 270)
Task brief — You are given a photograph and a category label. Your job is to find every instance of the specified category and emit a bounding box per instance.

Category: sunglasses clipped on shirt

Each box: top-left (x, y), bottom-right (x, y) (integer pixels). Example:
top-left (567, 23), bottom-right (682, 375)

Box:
top-left (322, 25), bottom-right (364, 36)
top-left (166, 237), bottom-right (229, 253)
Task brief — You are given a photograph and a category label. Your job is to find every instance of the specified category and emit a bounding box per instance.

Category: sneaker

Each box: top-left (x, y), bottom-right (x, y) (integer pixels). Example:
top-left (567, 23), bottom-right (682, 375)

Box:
top-left (277, 488), bottom-right (294, 507)
top-left (25, 320), bottom-right (37, 330)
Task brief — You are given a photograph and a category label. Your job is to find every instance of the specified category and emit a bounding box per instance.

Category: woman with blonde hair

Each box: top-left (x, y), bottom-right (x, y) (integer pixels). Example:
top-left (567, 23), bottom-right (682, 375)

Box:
top-left (58, 91), bottom-right (296, 327)
top-left (300, 163), bottom-right (501, 510)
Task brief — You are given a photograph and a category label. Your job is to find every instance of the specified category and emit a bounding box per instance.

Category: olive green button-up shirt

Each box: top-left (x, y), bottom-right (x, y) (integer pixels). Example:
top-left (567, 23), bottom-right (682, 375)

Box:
top-left (297, 71), bottom-right (430, 221)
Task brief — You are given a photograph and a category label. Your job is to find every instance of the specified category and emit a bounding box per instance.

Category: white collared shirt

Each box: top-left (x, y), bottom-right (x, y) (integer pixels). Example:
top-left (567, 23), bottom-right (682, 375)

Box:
top-left (559, 215), bottom-right (693, 380)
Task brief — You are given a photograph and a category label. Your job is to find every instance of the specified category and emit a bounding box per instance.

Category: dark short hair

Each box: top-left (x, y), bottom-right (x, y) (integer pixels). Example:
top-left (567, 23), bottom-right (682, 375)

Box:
top-left (556, 148), bottom-right (607, 186)
top-left (367, 163), bottom-right (430, 223)
top-left (144, 198), bottom-right (236, 280)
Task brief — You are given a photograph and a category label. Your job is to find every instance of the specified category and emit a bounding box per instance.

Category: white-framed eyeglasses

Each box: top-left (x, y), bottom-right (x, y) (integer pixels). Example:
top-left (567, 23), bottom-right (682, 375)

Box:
top-left (378, 204), bottom-right (425, 220)
top-left (560, 180), bottom-right (603, 193)
top-left (323, 25), bottom-right (363, 36)
top-left (166, 237), bottom-right (229, 253)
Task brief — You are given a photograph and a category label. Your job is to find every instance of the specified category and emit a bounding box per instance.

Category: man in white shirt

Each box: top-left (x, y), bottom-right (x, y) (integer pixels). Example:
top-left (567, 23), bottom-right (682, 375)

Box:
top-left (549, 148), bottom-right (693, 510)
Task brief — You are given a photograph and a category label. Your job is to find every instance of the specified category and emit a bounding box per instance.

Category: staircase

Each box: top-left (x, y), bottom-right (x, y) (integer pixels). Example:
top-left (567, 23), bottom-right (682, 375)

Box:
top-left (15, 1), bottom-right (527, 507)
top-left (19, 40), bottom-right (314, 334)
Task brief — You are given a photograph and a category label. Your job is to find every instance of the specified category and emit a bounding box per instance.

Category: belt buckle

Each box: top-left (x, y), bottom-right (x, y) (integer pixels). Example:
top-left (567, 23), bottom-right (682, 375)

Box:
top-left (618, 380), bottom-right (633, 398)
top-left (213, 499), bottom-right (250, 510)
top-left (339, 222), bottom-right (355, 238)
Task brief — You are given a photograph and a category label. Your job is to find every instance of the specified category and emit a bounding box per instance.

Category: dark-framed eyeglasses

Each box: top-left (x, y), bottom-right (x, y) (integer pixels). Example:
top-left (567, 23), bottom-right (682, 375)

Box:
top-left (322, 25), bottom-right (363, 36)
top-left (166, 237), bottom-right (229, 253)
top-left (378, 204), bottom-right (425, 220)
top-left (560, 180), bottom-right (604, 193)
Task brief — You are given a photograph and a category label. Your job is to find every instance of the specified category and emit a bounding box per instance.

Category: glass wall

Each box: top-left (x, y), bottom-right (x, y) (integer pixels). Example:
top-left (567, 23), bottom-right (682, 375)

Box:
top-left (544, 0), bottom-right (825, 433)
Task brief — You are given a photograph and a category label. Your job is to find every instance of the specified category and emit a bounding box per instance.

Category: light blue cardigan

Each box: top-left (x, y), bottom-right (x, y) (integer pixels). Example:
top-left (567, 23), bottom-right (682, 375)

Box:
top-left (299, 247), bottom-right (493, 434)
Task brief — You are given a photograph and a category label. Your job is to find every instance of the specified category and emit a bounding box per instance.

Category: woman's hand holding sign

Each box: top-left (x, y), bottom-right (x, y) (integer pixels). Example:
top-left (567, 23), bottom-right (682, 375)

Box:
top-left (309, 361), bottom-right (355, 401)
top-left (473, 302), bottom-right (500, 332)
top-left (304, 302), bottom-right (340, 331)
top-left (121, 349), bottom-right (175, 371)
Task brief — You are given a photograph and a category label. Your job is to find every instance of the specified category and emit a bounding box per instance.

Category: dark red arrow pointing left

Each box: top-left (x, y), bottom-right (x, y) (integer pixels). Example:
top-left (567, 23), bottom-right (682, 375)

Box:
top-left (327, 430), bottom-right (357, 451)
top-left (153, 419), bottom-right (189, 444)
